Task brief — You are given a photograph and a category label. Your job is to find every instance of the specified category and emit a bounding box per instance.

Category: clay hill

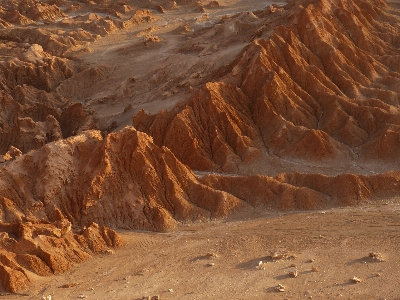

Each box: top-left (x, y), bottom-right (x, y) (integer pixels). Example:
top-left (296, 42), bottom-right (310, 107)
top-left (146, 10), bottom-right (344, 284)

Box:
top-left (134, 0), bottom-right (400, 172)
top-left (0, 0), bottom-right (400, 294)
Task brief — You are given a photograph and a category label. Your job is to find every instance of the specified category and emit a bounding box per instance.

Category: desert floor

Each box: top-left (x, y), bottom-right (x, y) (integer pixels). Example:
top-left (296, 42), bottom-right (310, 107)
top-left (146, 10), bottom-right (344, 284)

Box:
top-left (8, 198), bottom-right (399, 300)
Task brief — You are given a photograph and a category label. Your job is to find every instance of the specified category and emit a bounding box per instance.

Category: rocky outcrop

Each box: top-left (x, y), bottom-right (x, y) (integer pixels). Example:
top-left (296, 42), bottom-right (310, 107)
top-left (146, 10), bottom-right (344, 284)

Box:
top-left (0, 40), bottom-right (97, 155)
top-left (134, 82), bottom-right (262, 172)
top-left (3, 123), bottom-right (400, 292)
top-left (0, 0), bottom-right (164, 158)
top-left (0, 0), bottom-right (66, 23)
top-left (201, 174), bottom-right (330, 210)
top-left (201, 171), bottom-right (400, 209)
top-left (0, 91), bottom-right (94, 155)
top-left (0, 218), bottom-right (122, 293)
top-left (0, 127), bottom-right (247, 292)
top-left (0, 43), bottom-right (75, 92)
top-left (134, 0), bottom-right (400, 170)
top-left (0, 128), bottom-right (247, 232)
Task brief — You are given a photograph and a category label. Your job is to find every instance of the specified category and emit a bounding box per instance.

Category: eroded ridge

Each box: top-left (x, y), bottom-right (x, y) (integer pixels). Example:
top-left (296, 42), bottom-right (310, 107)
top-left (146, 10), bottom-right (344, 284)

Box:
top-left (1, 0), bottom-right (400, 294)
top-left (134, 0), bottom-right (400, 172)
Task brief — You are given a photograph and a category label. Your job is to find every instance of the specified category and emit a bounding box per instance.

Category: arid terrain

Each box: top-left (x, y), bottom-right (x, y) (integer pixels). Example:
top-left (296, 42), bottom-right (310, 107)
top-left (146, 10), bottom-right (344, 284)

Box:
top-left (1, 200), bottom-right (398, 300)
top-left (1, 0), bottom-right (400, 298)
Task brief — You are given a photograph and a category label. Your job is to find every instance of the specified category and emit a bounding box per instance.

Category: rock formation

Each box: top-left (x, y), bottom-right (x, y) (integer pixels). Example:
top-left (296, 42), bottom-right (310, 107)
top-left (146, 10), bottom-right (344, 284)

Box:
top-left (2, 124), bottom-right (400, 292)
top-left (0, 219), bottom-right (122, 293)
top-left (1, 0), bottom-right (400, 294)
top-left (0, 127), bottom-right (246, 292)
top-left (0, 0), bottom-right (163, 159)
top-left (134, 0), bottom-right (400, 171)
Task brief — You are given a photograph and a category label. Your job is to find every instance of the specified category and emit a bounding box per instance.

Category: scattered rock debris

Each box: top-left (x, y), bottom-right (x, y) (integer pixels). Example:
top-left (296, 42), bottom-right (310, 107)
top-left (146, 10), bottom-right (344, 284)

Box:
top-left (104, 249), bottom-right (115, 255)
top-left (289, 269), bottom-right (298, 278)
top-left (270, 251), bottom-right (296, 261)
top-left (256, 260), bottom-right (265, 270)
top-left (369, 252), bottom-right (385, 262)
top-left (206, 252), bottom-right (218, 258)
top-left (275, 283), bottom-right (286, 292)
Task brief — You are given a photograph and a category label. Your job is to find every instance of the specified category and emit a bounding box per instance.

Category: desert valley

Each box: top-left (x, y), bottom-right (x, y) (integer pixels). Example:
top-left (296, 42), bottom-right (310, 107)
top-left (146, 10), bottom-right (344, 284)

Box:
top-left (0, 0), bottom-right (400, 298)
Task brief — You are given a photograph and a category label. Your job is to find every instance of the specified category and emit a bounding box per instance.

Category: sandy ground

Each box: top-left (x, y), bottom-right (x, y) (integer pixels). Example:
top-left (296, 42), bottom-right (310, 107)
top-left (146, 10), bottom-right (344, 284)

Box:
top-left (5, 199), bottom-right (398, 300)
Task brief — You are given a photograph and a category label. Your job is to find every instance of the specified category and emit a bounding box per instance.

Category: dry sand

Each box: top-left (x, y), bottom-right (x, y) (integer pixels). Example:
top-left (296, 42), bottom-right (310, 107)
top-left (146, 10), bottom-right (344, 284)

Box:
top-left (13, 199), bottom-right (400, 300)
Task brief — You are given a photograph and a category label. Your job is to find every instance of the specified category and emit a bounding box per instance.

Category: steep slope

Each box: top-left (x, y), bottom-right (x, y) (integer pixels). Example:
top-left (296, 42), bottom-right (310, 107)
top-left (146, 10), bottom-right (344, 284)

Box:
top-left (0, 128), bottom-right (246, 233)
top-left (134, 82), bottom-right (262, 172)
top-left (133, 0), bottom-right (400, 172)
top-left (0, 126), bottom-right (247, 292)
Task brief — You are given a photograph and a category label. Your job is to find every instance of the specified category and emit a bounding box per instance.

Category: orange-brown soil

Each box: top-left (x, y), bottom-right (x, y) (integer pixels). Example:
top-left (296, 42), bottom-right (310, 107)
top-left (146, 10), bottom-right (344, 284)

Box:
top-left (0, 0), bottom-right (400, 297)
top-left (18, 201), bottom-right (400, 300)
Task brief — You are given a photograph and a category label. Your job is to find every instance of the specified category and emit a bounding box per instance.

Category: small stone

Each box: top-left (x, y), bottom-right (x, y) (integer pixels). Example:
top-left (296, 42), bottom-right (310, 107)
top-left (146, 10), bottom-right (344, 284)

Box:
top-left (276, 283), bottom-right (285, 292)
top-left (289, 269), bottom-right (298, 278)
top-left (168, 288), bottom-right (173, 292)
top-left (77, 295), bottom-right (87, 299)
top-left (352, 276), bottom-right (361, 283)
top-left (207, 262), bottom-right (215, 267)
top-left (206, 252), bottom-right (218, 258)
top-left (311, 266), bottom-right (318, 272)
top-left (256, 261), bottom-right (265, 269)
top-left (369, 252), bottom-right (384, 262)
